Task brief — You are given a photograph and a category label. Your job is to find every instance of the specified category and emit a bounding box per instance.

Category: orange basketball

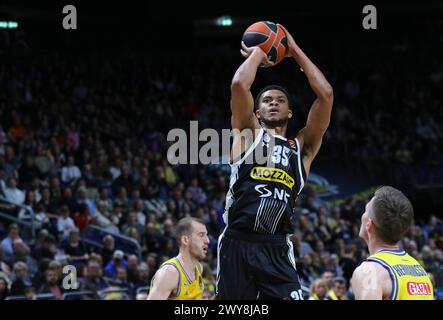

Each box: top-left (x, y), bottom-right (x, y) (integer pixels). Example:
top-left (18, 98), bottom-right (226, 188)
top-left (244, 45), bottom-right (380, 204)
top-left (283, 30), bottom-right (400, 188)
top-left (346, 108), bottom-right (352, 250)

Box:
top-left (242, 21), bottom-right (288, 66)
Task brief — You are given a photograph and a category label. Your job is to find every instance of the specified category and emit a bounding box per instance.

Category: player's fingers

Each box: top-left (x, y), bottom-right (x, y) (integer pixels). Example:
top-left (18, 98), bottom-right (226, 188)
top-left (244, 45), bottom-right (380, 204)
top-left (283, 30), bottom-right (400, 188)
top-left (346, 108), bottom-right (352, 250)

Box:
top-left (277, 23), bottom-right (288, 34)
top-left (240, 49), bottom-right (249, 58)
top-left (241, 41), bottom-right (251, 52)
top-left (264, 56), bottom-right (274, 66)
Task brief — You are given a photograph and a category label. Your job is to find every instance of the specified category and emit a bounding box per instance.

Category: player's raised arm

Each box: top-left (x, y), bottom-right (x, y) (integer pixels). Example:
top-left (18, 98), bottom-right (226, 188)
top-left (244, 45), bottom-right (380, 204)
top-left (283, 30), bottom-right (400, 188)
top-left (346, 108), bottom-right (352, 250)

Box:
top-left (146, 265), bottom-right (179, 300)
top-left (230, 43), bottom-right (273, 131)
top-left (280, 25), bottom-right (333, 175)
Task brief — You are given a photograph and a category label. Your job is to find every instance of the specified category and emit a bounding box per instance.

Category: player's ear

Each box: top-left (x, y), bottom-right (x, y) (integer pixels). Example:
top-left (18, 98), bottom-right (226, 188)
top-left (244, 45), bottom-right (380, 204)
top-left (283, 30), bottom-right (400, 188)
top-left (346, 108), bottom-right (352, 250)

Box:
top-left (181, 235), bottom-right (189, 246)
top-left (288, 108), bottom-right (293, 119)
top-left (366, 218), bottom-right (375, 235)
top-left (255, 109), bottom-right (261, 119)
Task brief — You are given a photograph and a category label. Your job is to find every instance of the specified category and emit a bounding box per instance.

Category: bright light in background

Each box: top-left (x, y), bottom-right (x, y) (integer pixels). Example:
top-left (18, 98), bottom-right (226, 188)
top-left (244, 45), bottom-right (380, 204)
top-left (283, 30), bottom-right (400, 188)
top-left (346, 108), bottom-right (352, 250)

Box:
top-left (216, 16), bottom-right (232, 27)
top-left (0, 21), bottom-right (18, 29)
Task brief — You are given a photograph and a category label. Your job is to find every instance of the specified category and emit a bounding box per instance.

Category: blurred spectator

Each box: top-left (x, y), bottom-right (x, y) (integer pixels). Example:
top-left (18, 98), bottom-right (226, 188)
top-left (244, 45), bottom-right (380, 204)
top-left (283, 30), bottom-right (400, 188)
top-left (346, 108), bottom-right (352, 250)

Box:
top-left (202, 263), bottom-right (215, 297)
top-left (124, 226), bottom-right (141, 243)
top-left (32, 234), bottom-right (57, 261)
top-left (66, 123), bottom-right (80, 151)
top-left (309, 279), bottom-right (329, 300)
top-left (58, 187), bottom-right (77, 214)
top-left (112, 165), bottom-right (133, 195)
top-left (110, 267), bottom-right (133, 295)
top-left (326, 276), bottom-right (350, 300)
top-left (32, 258), bottom-right (52, 290)
top-left (50, 177), bottom-right (62, 203)
top-left (186, 178), bottom-right (207, 205)
top-left (0, 276), bottom-right (9, 300)
top-left (145, 253), bottom-right (158, 281)
top-left (37, 267), bottom-right (64, 300)
top-left (57, 205), bottom-right (77, 240)
top-left (3, 178), bottom-right (25, 205)
top-left (8, 117), bottom-right (27, 141)
top-left (143, 222), bottom-right (163, 254)
top-left (133, 262), bottom-right (150, 294)
top-left (3, 146), bottom-right (20, 179)
top-left (35, 204), bottom-right (53, 231)
top-left (61, 156), bottom-right (82, 186)
top-left (126, 254), bottom-right (139, 284)
top-left (298, 253), bottom-right (321, 286)
top-left (19, 156), bottom-right (40, 188)
top-left (201, 290), bottom-right (214, 300)
top-left (80, 259), bottom-right (109, 299)
top-left (76, 187), bottom-right (97, 217)
top-left (10, 261), bottom-right (32, 296)
top-left (61, 229), bottom-right (89, 264)
top-left (74, 203), bottom-right (94, 232)
top-left (100, 235), bottom-right (116, 266)
top-left (0, 246), bottom-right (12, 280)
top-left (94, 201), bottom-right (119, 233)
top-left (1, 224), bottom-right (30, 265)
top-left (104, 250), bottom-right (128, 278)
top-left (38, 186), bottom-right (58, 214)
top-left (340, 244), bottom-right (359, 282)
top-left (161, 218), bottom-right (178, 254)
top-left (122, 211), bottom-right (144, 237)
top-left (291, 231), bottom-right (313, 258)
top-left (321, 271), bottom-right (335, 291)
top-left (23, 286), bottom-right (37, 300)
top-left (133, 199), bottom-right (146, 227)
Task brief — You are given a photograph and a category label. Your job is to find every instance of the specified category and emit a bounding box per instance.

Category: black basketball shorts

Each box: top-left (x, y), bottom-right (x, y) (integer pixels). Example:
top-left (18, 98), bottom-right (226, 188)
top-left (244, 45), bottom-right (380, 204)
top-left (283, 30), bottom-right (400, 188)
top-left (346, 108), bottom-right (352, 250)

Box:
top-left (216, 229), bottom-right (304, 300)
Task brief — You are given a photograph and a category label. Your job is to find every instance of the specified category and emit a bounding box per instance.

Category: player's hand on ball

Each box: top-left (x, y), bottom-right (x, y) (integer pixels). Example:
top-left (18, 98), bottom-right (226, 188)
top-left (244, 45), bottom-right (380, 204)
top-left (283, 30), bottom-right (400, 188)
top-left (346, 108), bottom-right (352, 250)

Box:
top-left (240, 41), bottom-right (275, 67)
top-left (277, 24), bottom-right (295, 57)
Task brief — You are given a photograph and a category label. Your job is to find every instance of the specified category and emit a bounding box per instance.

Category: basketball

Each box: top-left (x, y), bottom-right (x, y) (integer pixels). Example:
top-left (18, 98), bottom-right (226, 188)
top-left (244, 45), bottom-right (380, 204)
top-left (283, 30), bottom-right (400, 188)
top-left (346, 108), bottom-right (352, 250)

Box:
top-left (242, 21), bottom-right (288, 65)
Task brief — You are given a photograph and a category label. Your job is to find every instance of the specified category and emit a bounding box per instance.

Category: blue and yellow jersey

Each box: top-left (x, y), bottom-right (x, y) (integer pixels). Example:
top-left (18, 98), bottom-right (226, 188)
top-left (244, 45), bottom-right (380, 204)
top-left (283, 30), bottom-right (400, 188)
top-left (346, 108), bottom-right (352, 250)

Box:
top-left (158, 257), bottom-right (204, 300)
top-left (367, 249), bottom-right (434, 300)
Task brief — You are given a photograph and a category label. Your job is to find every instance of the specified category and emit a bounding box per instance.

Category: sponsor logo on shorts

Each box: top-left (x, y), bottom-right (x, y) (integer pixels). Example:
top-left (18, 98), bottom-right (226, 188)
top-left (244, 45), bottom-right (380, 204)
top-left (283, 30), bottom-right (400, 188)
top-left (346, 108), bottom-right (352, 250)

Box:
top-left (250, 166), bottom-right (295, 188)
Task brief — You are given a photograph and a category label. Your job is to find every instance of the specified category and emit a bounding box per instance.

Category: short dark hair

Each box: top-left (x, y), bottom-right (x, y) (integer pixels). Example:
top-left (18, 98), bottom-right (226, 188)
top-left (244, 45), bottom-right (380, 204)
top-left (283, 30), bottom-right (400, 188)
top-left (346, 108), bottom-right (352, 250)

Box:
top-left (254, 85), bottom-right (291, 111)
top-left (175, 217), bottom-right (205, 243)
top-left (371, 186), bottom-right (414, 244)
top-left (333, 276), bottom-right (347, 285)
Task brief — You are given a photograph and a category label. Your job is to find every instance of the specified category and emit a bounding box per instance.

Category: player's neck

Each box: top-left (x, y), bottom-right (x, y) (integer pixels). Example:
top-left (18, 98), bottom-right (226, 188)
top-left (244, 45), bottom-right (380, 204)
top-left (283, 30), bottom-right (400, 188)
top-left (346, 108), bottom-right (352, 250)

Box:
top-left (177, 251), bottom-right (198, 271)
top-left (263, 125), bottom-right (287, 137)
top-left (369, 239), bottom-right (400, 256)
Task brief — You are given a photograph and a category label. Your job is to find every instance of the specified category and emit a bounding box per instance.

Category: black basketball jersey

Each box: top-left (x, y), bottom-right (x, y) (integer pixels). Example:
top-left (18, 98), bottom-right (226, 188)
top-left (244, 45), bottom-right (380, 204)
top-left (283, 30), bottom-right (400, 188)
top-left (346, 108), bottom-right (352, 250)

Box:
top-left (224, 128), bottom-right (306, 235)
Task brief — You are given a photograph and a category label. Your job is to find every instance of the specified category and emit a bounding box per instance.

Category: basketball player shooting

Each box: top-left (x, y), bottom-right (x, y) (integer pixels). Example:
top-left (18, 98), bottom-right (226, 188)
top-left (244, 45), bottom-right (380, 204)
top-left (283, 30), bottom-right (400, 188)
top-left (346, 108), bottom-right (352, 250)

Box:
top-left (216, 24), bottom-right (333, 300)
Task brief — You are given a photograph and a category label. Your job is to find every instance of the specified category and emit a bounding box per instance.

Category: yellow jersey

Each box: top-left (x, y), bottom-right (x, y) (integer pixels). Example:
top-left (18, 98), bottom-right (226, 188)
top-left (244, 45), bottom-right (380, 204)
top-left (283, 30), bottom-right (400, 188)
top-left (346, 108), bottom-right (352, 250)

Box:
top-left (367, 248), bottom-right (434, 300)
top-left (157, 257), bottom-right (204, 300)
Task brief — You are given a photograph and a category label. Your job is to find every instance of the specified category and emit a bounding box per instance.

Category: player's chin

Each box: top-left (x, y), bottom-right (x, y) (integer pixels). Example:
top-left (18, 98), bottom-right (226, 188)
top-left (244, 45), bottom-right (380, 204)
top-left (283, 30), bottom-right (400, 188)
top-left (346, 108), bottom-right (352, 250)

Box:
top-left (266, 114), bottom-right (281, 121)
top-left (263, 115), bottom-right (286, 124)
